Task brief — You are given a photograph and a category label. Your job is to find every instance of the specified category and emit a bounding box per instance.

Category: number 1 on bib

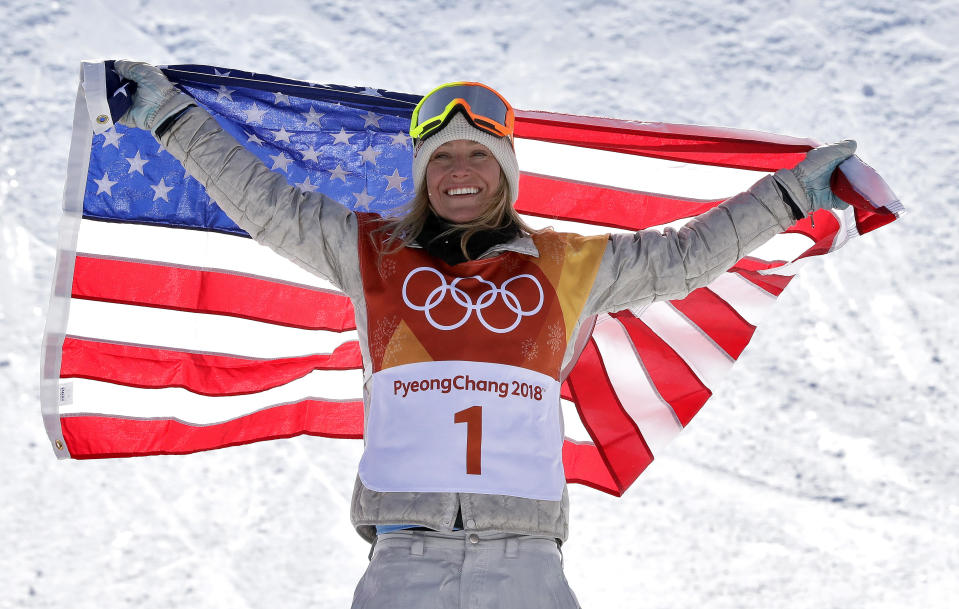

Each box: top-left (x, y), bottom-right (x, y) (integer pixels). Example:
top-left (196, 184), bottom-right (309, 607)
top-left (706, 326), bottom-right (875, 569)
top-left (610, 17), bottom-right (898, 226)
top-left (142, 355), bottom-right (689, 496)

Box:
top-left (454, 405), bottom-right (482, 475)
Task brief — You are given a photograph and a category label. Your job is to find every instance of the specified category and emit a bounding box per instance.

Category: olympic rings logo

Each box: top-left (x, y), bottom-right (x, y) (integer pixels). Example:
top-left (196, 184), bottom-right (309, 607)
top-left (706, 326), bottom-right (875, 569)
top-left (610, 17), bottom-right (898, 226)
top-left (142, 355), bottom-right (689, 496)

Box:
top-left (401, 267), bottom-right (544, 333)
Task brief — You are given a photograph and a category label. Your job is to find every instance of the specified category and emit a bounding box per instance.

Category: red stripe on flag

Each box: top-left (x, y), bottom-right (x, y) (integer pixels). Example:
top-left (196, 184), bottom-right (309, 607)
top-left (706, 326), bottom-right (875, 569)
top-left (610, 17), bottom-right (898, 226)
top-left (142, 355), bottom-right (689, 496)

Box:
top-left (61, 337), bottom-right (363, 396)
top-left (61, 399), bottom-right (365, 459)
top-left (62, 400), bottom-right (628, 492)
top-left (566, 338), bottom-right (652, 494)
top-left (784, 210), bottom-right (841, 247)
top-left (671, 288), bottom-right (757, 359)
top-left (562, 440), bottom-right (625, 495)
top-left (781, 211), bottom-right (843, 261)
top-left (516, 173), bottom-right (719, 231)
top-left (72, 255), bottom-right (356, 331)
top-left (515, 111), bottom-right (812, 171)
top-left (610, 311), bottom-right (711, 427)
top-left (730, 259), bottom-right (795, 296)
top-left (853, 204), bottom-right (896, 236)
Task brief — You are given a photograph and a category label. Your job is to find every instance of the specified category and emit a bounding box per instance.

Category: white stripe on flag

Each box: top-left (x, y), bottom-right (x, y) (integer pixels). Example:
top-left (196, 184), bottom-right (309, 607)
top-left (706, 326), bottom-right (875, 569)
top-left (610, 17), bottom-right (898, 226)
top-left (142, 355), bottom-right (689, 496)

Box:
top-left (66, 299), bottom-right (357, 359)
top-left (60, 373), bottom-right (363, 424)
top-left (591, 314), bottom-right (683, 455)
top-left (561, 398), bottom-right (591, 443)
top-left (832, 206), bottom-right (859, 252)
top-left (515, 138), bottom-right (769, 200)
top-left (747, 232), bottom-right (816, 262)
top-left (706, 272), bottom-right (779, 326)
top-left (76, 218), bottom-right (338, 291)
top-left (639, 302), bottom-right (734, 389)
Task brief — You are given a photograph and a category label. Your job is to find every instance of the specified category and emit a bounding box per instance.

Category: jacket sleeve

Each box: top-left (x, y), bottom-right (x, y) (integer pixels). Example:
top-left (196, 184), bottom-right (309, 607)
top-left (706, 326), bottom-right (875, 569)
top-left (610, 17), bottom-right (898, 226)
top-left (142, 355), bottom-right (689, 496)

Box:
top-left (583, 173), bottom-right (797, 316)
top-left (157, 105), bottom-right (362, 297)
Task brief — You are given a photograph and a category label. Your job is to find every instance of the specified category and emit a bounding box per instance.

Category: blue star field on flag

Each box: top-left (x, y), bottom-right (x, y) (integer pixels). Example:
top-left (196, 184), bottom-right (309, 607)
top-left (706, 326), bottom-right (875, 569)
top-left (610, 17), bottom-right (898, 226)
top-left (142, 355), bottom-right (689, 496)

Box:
top-left (83, 62), bottom-right (420, 237)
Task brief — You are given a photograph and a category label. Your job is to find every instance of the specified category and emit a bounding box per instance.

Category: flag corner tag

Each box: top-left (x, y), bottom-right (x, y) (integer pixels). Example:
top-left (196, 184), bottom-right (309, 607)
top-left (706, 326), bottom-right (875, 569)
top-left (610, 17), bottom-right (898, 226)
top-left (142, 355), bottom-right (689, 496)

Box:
top-left (80, 61), bottom-right (115, 135)
top-left (58, 382), bottom-right (74, 406)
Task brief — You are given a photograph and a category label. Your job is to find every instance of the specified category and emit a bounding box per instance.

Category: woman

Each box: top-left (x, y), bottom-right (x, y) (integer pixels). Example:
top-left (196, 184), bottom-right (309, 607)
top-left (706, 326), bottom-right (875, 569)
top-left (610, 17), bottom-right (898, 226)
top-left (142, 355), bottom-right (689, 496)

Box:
top-left (114, 61), bottom-right (854, 609)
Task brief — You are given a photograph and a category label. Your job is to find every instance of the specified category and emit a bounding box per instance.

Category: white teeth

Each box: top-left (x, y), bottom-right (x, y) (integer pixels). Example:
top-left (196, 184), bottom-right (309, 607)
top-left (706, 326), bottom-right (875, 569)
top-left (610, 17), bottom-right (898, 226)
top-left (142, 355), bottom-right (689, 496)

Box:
top-left (445, 187), bottom-right (479, 196)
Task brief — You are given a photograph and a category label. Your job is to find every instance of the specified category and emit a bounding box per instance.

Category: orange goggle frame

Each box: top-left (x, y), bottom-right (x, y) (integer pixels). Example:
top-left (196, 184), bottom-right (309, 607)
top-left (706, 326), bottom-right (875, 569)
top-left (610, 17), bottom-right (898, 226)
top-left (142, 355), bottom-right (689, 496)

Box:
top-left (410, 82), bottom-right (514, 143)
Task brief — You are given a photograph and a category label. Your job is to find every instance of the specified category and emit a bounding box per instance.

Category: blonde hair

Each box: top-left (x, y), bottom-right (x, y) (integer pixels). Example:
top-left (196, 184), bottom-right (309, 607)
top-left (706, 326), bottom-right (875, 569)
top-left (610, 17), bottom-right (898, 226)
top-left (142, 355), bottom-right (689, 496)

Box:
top-left (373, 170), bottom-right (536, 261)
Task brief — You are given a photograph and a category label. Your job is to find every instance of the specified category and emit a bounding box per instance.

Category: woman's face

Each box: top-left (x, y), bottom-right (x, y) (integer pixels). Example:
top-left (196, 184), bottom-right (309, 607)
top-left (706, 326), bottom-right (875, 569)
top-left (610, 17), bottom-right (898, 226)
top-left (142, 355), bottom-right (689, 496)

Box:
top-left (425, 139), bottom-right (502, 223)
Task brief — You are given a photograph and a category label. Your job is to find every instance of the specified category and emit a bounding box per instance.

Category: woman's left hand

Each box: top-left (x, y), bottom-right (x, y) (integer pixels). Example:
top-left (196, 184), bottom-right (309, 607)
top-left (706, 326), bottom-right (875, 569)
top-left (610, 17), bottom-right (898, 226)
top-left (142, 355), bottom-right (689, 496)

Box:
top-left (774, 140), bottom-right (857, 214)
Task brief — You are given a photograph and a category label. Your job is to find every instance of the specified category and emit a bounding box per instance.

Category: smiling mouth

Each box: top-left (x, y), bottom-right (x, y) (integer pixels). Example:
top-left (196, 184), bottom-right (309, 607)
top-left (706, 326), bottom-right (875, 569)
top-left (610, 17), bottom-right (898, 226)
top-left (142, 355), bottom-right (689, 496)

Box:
top-left (445, 187), bottom-right (480, 196)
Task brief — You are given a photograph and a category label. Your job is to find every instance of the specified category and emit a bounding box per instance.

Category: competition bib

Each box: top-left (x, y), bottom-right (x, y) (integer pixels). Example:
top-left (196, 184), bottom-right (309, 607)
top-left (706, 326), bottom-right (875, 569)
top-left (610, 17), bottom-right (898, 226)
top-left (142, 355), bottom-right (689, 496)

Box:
top-left (358, 360), bottom-right (564, 501)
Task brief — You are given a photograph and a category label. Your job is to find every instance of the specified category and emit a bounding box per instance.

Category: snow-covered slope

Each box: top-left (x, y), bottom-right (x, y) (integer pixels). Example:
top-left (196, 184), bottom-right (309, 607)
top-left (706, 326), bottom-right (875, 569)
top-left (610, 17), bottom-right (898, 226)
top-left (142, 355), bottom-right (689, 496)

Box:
top-left (2, 1), bottom-right (956, 607)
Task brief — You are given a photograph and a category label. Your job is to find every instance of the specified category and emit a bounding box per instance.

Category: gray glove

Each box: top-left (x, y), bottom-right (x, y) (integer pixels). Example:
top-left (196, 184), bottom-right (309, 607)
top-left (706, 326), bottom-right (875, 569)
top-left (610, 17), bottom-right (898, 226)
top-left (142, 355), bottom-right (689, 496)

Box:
top-left (773, 140), bottom-right (857, 216)
top-left (114, 60), bottom-right (195, 135)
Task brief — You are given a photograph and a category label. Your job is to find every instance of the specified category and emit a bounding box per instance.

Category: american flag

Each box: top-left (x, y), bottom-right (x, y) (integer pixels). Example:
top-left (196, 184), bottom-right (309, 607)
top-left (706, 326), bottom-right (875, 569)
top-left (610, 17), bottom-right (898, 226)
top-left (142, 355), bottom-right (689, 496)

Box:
top-left (41, 61), bottom-right (902, 496)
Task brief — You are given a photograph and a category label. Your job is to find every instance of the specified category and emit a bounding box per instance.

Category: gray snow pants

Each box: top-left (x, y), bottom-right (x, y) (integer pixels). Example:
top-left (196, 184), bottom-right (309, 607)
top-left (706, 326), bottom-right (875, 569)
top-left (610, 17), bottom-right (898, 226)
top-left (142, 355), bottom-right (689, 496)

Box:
top-left (351, 530), bottom-right (582, 609)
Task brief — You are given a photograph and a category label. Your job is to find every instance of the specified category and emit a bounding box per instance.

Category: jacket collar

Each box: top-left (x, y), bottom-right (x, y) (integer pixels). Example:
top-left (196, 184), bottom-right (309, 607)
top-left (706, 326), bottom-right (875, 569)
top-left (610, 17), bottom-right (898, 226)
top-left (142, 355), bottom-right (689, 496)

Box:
top-left (411, 211), bottom-right (540, 263)
top-left (407, 232), bottom-right (539, 259)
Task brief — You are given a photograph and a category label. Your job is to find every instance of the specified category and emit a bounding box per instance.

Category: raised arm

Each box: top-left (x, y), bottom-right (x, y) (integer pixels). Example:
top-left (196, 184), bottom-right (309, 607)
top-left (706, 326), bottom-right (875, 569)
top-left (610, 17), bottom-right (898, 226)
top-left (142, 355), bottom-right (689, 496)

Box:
top-left (584, 140), bottom-right (856, 315)
top-left (114, 60), bottom-right (361, 296)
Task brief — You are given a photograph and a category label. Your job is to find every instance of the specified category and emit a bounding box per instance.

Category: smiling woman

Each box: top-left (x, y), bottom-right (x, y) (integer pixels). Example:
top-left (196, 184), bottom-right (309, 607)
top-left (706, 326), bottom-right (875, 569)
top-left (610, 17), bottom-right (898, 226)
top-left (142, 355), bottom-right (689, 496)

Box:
top-left (375, 105), bottom-right (532, 264)
top-left (111, 61), bottom-right (859, 609)
top-left (426, 140), bottom-right (502, 223)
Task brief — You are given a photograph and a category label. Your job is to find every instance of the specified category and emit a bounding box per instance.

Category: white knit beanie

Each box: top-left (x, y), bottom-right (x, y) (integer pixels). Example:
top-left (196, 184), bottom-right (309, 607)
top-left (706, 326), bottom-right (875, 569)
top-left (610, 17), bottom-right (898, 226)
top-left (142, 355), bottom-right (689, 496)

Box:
top-left (412, 112), bottom-right (520, 205)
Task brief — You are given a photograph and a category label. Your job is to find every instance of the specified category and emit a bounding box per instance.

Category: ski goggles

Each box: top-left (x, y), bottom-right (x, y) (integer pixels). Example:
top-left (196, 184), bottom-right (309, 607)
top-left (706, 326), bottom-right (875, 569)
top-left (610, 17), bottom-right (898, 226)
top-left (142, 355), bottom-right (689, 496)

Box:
top-left (410, 82), bottom-right (515, 144)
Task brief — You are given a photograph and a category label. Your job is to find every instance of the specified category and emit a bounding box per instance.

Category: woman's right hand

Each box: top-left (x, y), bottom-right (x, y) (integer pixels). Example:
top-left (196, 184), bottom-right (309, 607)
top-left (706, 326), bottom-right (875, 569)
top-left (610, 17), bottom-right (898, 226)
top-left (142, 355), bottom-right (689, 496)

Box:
top-left (113, 60), bottom-right (195, 134)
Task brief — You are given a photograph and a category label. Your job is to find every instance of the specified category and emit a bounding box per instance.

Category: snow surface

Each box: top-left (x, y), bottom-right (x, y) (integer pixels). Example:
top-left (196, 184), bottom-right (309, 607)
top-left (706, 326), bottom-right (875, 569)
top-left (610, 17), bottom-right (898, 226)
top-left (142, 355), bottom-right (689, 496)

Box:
top-left (2, 0), bottom-right (957, 607)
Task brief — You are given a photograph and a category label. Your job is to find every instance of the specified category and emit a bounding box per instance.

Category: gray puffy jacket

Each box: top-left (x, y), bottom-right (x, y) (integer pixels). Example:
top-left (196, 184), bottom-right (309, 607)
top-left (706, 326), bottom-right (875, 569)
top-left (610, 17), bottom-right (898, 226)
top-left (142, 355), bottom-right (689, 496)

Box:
top-left (158, 106), bottom-right (799, 544)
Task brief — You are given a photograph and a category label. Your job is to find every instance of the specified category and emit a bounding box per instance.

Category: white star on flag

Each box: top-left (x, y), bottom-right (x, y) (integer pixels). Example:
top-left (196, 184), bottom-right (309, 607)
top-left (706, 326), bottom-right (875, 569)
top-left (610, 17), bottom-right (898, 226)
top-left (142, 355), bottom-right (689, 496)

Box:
top-left (384, 169), bottom-right (408, 192)
top-left (361, 110), bottom-right (383, 128)
top-left (101, 127), bottom-right (123, 149)
top-left (125, 150), bottom-right (148, 174)
top-left (213, 69), bottom-right (232, 77)
top-left (295, 176), bottom-right (319, 192)
top-left (269, 153), bottom-right (293, 172)
top-left (352, 187), bottom-right (375, 209)
top-left (331, 127), bottom-right (354, 145)
top-left (150, 178), bottom-right (173, 201)
top-left (389, 132), bottom-right (411, 148)
top-left (273, 91), bottom-right (290, 105)
top-left (300, 146), bottom-right (321, 163)
top-left (358, 145), bottom-right (381, 165)
top-left (244, 104), bottom-right (268, 124)
top-left (93, 171), bottom-right (117, 196)
top-left (362, 87), bottom-right (383, 97)
top-left (215, 85), bottom-right (236, 102)
top-left (246, 131), bottom-right (265, 146)
top-left (272, 126), bottom-right (294, 143)
top-left (301, 106), bottom-right (324, 127)
top-left (328, 164), bottom-right (349, 182)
